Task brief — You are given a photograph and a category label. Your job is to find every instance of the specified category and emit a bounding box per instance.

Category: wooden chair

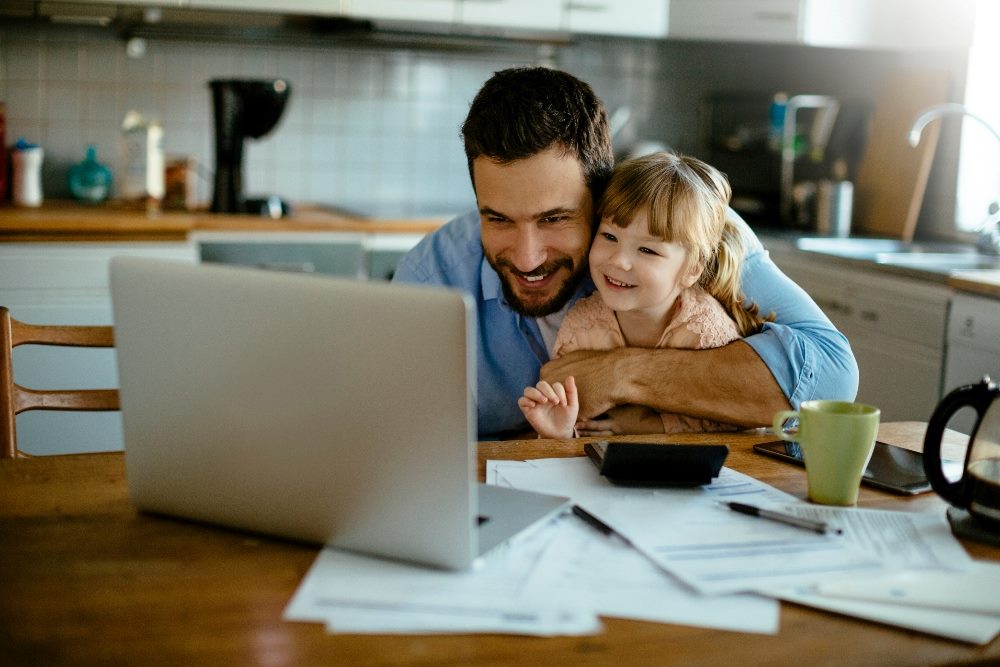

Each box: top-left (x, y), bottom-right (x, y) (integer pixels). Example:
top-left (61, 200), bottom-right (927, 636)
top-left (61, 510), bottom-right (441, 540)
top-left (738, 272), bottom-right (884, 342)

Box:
top-left (0, 307), bottom-right (120, 459)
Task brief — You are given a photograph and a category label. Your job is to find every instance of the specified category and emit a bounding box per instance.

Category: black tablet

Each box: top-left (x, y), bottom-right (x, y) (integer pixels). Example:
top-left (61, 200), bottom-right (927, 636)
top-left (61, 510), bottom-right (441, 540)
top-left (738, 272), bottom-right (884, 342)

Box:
top-left (753, 439), bottom-right (939, 495)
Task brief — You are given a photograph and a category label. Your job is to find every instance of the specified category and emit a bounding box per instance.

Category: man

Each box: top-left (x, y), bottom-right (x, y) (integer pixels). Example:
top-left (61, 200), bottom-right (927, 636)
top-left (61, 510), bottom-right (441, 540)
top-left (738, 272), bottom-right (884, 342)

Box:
top-left (394, 66), bottom-right (858, 439)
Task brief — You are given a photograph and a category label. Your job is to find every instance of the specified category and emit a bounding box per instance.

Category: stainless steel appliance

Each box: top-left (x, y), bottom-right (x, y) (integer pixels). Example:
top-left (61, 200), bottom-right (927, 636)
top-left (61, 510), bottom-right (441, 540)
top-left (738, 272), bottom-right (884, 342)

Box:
top-left (702, 92), bottom-right (868, 230)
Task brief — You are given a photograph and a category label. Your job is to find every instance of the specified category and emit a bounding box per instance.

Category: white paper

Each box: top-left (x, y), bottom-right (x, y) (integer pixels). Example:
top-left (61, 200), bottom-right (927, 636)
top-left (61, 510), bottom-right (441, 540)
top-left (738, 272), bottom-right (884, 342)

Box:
top-left (523, 512), bottom-right (780, 634)
top-left (816, 563), bottom-right (1000, 615)
top-left (284, 521), bottom-right (600, 636)
top-left (759, 505), bottom-right (999, 643)
top-left (771, 503), bottom-right (974, 570)
top-left (773, 586), bottom-right (1000, 645)
top-left (493, 457), bottom-right (885, 596)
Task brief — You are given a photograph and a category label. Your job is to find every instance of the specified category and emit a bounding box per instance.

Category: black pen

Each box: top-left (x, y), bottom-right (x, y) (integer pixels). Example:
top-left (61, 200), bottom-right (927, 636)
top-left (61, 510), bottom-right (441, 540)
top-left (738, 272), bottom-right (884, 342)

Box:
top-left (572, 504), bottom-right (632, 545)
top-left (724, 501), bottom-right (843, 535)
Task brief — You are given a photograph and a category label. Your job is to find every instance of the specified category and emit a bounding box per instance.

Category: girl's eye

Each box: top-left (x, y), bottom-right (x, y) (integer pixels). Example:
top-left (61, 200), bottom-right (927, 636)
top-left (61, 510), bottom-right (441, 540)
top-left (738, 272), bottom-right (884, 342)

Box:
top-left (639, 246), bottom-right (660, 256)
top-left (601, 232), bottom-right (617, 242)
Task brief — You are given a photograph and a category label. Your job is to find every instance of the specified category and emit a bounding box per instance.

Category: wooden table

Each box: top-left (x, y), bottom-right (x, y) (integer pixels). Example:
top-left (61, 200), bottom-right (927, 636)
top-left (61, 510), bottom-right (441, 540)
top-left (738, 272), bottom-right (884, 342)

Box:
top-left (2, 428), bottom-right (998, 665)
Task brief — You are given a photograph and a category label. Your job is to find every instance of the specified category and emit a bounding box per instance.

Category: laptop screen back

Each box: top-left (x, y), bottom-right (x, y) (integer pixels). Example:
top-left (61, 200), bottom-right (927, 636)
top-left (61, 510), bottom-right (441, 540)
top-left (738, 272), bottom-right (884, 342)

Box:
top-left (110, 257), bottom-right (479, 569)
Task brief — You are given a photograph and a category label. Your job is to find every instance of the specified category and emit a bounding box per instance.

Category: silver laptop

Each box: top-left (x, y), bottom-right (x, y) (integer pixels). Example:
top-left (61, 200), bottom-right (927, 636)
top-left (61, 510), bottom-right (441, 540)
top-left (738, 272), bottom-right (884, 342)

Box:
top-left (109, 257), bottom-right (567, 570)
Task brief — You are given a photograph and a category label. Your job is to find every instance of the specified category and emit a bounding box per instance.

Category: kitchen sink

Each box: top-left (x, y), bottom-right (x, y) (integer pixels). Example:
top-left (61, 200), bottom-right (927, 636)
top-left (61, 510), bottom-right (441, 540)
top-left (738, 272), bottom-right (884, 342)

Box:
top-left (794, 236), bottom-right (1000, 273)
top-left (873, 252), bottom-right (1000, 271)
top-left (796, 237), bottom-right (977, 257)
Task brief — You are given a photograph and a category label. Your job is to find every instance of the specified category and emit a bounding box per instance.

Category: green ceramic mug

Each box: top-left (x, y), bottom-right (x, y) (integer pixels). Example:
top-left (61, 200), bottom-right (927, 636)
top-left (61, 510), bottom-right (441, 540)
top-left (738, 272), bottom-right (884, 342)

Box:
top-left (772, 400), bottom-right (881, 506)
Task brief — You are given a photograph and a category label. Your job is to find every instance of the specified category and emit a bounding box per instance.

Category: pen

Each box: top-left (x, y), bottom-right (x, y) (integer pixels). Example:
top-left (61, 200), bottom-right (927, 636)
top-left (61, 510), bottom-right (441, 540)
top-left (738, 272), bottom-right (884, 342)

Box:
top-left (724, 501), bottom-right (843, 535)
top-left (571, 504), bottom-right (632, 546)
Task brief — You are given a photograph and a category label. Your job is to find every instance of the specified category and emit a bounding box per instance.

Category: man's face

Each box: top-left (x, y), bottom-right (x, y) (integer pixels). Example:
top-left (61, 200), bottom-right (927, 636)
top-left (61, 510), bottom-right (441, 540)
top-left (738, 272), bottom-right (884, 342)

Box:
top-left (476, 145), bottom-right (594, 317)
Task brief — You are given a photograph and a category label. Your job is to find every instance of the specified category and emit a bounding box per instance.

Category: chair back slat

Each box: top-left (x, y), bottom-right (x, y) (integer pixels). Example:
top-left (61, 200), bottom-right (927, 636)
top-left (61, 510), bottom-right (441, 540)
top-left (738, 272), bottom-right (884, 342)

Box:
top-left (1, 307), bottom-right (120, 459)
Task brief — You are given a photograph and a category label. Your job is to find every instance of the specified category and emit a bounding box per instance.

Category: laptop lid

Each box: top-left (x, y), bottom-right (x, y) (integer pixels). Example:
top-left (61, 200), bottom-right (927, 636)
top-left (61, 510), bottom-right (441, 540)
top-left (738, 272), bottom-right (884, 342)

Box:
top-left (111, 257), bottom-right (489, 569)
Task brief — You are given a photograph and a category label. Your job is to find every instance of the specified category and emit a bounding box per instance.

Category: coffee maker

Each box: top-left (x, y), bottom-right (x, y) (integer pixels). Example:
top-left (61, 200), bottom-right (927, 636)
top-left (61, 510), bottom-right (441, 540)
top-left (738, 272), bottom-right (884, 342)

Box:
top-left (209, 79), bottom-right (291, 216)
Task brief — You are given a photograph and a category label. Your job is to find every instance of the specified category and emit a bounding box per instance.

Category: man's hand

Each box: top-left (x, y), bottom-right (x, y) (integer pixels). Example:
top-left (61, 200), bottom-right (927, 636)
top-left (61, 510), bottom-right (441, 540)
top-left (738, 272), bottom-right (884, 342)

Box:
top-left (540, 349), bottom-right (621, 420)
top-left (576, 404), bottom-right (665, 437)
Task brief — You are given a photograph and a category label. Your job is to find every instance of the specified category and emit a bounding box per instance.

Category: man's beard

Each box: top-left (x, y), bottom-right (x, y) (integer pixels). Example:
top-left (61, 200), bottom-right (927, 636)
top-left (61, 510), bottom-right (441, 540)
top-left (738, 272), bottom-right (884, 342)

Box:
top-left (483, 247), bottom-right (589, 317)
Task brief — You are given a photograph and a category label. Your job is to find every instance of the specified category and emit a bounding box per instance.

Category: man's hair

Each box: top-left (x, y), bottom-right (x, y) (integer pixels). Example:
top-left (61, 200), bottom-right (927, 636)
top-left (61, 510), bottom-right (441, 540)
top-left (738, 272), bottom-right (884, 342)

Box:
top-left (461, 66), bottom-right (614, 203)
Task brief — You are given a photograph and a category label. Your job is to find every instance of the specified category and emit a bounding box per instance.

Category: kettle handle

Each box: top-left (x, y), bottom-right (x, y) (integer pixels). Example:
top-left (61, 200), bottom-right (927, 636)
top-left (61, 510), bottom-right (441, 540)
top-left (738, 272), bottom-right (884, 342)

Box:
top-left (922, 379), bottom-right (997, 507)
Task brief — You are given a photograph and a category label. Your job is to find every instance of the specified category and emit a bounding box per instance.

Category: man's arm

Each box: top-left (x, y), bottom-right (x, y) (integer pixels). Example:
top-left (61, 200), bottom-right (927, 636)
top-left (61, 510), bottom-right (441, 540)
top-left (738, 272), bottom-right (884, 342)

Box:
top-left (542, 342), bottom-right (788, 428)
top-left (541, 229), bottom-right (859, 428)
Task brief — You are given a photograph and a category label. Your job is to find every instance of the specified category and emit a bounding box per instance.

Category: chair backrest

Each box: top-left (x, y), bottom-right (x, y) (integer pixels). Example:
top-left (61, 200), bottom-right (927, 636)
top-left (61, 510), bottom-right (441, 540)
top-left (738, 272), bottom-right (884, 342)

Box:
top-left (0, 307), bottom-right (120, 459)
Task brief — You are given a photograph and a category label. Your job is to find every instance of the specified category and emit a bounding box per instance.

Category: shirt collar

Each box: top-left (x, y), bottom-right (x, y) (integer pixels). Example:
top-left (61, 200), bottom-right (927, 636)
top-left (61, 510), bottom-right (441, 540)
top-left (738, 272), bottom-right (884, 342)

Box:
top-left (480, 257), bottom-right (503, 304)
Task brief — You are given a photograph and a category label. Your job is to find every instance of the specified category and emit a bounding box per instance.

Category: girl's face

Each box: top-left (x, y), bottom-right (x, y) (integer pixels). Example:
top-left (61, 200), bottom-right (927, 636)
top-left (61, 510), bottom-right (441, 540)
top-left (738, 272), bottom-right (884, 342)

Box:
top-left (589, 214), bottom-right (702, 322)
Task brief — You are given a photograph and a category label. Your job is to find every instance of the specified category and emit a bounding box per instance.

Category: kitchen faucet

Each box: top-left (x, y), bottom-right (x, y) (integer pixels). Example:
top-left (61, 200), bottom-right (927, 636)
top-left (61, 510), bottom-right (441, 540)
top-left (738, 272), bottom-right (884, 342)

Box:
top-left (909, 102), bottom-right (1000, 255)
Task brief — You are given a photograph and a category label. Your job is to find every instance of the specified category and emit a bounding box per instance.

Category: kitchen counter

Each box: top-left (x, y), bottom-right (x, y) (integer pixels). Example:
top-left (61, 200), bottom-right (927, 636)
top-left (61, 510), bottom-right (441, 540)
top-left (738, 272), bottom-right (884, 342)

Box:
top-left (0, 201), bottom-right (448, 242)
top-left (949, 270), bottom-right (1000, 299)
top-left (758, 233), bottom-right (1000, 299)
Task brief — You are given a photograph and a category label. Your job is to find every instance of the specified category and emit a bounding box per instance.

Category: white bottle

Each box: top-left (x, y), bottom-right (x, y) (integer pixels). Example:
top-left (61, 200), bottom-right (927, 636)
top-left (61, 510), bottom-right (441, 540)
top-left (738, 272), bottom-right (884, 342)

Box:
top-left (12, 144), bottom-right (44, 207)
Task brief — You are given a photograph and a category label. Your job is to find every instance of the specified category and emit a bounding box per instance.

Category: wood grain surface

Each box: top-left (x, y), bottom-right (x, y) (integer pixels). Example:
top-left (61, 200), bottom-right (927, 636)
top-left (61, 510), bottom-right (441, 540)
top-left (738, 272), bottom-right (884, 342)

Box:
top-left (1, 428), bottom-right (997, 666)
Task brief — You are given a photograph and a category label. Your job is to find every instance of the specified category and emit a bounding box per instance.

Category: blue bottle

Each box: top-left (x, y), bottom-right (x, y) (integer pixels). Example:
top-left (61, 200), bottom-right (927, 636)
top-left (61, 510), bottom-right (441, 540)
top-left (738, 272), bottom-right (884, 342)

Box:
top-left (68, 145), bottom-right (112, 203)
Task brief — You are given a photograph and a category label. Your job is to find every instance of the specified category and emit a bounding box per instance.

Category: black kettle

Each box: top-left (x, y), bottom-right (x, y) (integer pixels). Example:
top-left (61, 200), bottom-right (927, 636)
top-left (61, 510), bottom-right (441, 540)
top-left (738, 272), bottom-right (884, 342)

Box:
top-left (923, 376), bottom-right (1000, 535)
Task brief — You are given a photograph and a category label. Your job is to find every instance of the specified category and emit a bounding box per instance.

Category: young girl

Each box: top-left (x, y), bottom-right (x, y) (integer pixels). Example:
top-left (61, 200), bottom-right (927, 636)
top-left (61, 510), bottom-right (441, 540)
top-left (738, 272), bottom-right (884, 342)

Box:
top-left (518, 151), bottom-right (772, 438)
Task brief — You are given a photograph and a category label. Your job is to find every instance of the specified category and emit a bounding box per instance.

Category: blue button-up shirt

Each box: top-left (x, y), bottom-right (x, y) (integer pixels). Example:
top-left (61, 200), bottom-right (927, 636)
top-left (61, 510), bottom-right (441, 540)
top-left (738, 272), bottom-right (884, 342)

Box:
top-left (394, 210), bottom-right (858, 439)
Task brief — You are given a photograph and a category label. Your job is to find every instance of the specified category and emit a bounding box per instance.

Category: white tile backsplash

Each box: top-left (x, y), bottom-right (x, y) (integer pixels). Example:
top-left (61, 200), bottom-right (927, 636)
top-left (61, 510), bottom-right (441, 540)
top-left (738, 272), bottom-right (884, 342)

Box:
top-left (1, 21), bottom-right (968, 231)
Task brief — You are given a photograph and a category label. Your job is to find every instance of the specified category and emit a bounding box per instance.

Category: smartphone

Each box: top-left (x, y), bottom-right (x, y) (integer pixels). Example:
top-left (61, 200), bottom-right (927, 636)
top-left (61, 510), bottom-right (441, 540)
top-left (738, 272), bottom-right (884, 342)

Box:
top-left (753, 440), bottom-right (948, 496)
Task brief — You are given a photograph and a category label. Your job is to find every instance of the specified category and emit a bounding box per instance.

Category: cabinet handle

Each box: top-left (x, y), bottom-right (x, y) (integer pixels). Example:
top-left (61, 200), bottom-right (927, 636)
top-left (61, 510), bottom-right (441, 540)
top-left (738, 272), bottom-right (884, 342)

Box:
top-left (566, 1), bottom-right (608, 10)
top-left (256, 262), bottom-right (316, 273)
top-left (860, 310), bottom-right (879, 323)
top-left (752, 11), bottom-right (796, 22)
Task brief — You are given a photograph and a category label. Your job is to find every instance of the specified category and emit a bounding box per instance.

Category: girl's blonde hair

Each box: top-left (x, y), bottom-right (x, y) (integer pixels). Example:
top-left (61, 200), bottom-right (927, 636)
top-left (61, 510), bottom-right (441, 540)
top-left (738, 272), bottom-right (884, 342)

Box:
top-left (597, 152), bottom-right (772, 336)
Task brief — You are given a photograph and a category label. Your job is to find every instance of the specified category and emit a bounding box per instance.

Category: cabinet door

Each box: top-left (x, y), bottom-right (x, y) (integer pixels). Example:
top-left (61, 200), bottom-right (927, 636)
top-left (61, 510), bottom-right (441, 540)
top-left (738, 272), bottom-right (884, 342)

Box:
top-left (189, 0), bottom-right (349, 15)
top-left (767, 245), bottom-right (950, 418)
top-left (460, 0), bottom-right (561, 30)
top-left (0, 242), bottom-right (196, 456)
top-left (848, 329), bottom-right (943, 422)
top-left (801, 0), bottom-right (974, 51)
top-left (669, 0), bottom-right (801, 43)
top-left (563, 0), bottom-right (669, 38)
top-left (347, 0), bottom-right (459, 22)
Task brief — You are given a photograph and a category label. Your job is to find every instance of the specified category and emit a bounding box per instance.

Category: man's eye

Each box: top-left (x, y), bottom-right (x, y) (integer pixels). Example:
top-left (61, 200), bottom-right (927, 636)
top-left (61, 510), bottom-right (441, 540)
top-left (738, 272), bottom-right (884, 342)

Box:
top-left (485, 216), bottom-right (510, 224)
top-left (541, 215), bottom-right (567, 224)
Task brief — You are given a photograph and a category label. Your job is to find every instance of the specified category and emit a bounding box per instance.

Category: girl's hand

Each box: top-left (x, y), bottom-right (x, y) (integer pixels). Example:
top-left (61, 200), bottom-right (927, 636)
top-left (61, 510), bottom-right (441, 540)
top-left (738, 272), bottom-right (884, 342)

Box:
top-left (517, 376), bottom-right (579, 439)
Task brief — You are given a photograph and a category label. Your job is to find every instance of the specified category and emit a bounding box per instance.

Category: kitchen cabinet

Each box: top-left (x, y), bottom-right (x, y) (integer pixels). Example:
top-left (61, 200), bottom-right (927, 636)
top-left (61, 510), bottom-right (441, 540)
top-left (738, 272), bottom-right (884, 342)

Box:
top-left (669, 0), bottom-right (801, 44)
top-left (344, 0), bottom-right (458, 22)
top-left (196, 233), bottom-right (368, 278)
top-left (0, 242), bottom-right (197, 455)
top-left (944, 292), bottom-right (1000, 433)
top-left (187, 0), bottom-right (350, 15)
top-left (563, 0), bottom-right (669, 38)
top-left (460, 0), bottom-right (561, 32)
top-left (769, 247), bottom-right (951, 422)
top-left (191, 231), bottom-right (425, 280)
top-left (195, 0), bottom-right (659, 37)
top-left (801, 0), bottom-right (974, 52)
top-left (669, 0), bottom-right (973, 50)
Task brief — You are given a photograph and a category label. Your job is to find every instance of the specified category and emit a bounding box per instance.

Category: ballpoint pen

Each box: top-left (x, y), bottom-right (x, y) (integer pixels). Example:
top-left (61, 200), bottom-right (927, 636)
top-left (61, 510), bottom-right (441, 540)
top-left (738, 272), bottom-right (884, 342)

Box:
top-left (723, 501), bottom-right (843, 535)
top-left (571, 504), bottom-right (633, 546)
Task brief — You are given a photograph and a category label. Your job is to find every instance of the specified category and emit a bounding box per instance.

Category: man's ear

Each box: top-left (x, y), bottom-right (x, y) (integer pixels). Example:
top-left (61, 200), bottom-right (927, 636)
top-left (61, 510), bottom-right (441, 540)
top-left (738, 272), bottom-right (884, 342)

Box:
top-left (681, 259), bottom-right (703, 289)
